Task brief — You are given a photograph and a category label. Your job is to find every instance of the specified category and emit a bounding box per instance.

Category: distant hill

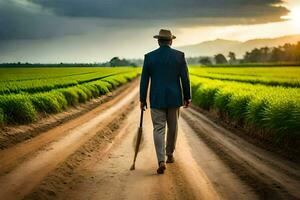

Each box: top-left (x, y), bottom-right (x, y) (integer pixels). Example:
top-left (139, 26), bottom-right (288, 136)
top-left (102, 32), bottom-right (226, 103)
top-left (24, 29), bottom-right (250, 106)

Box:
top-left (178, 34), bottom-right (300, 58)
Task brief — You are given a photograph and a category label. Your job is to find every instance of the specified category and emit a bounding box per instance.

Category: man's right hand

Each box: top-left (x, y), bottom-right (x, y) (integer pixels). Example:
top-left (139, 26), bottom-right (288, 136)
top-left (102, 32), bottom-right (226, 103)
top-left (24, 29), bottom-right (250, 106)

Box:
top-left (140, 102), bottom-right (147, 110)
top-left (184, 99), bottom-right (191, 108)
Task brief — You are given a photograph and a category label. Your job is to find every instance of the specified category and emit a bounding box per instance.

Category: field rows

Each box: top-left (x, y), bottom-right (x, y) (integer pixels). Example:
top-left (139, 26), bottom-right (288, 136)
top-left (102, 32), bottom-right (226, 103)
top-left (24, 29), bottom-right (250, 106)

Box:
top-left (190, 67), bottom-right (300, 87)
top-left (0, 68), bottom-right (140, 124)
top-left (190, 75), bottom-right (300, 144)
top-left (1, 66), bottom-right (299, 148)
top-left (0, 67), bottom-right (135, 94)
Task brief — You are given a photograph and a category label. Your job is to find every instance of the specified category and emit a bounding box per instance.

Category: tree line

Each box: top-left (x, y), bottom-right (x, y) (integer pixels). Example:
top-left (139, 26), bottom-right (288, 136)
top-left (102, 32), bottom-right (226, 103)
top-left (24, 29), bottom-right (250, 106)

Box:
top-left (243, 42), bottom-right (300, 63)
top-left (0, 57), bottom-right (139, 68)
top-left (199, 41), bottom-right (300, 65)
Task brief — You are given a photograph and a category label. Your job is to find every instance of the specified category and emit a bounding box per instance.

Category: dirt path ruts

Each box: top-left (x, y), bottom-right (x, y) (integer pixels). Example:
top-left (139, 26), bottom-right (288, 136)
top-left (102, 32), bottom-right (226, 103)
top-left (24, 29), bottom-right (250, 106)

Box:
top-left (182, 108), bottom-right (300, 199)
top-left (45, 104), bottom-right (299, 200)
top-left (37, 105), bottom-right (261, 200)
top-left (54, 106), bottom-right (225, 200)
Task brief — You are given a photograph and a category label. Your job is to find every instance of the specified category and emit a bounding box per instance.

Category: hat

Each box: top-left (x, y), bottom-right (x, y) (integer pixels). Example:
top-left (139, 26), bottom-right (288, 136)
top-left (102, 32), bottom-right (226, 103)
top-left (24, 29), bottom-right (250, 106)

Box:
top-left (154, 29), bottom-right (176, 40)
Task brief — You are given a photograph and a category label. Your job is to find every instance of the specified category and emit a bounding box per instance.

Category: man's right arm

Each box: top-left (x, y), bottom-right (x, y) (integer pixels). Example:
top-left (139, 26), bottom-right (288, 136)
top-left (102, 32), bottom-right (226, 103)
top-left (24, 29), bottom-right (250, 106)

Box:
top-left (140, 55), bottom-right (150, 109)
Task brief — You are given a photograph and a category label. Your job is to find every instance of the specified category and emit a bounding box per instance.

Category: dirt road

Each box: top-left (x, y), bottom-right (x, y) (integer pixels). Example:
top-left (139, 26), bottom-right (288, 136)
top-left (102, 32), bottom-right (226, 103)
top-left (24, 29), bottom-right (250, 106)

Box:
top-left (0, 83), bottom-right (299, 200)
top-left (55, 106), bottom-right (257, 200)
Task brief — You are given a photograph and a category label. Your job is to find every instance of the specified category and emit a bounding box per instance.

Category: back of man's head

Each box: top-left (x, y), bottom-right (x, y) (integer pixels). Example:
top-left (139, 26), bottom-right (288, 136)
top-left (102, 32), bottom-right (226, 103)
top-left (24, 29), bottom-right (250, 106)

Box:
top-left (158, 39), bottom-right (172, 46)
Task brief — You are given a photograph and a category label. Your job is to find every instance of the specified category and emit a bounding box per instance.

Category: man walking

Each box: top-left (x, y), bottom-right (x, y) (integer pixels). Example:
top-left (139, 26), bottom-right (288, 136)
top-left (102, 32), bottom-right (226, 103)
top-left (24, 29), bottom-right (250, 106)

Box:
top-left (140, 29), bottom-right (191, 174)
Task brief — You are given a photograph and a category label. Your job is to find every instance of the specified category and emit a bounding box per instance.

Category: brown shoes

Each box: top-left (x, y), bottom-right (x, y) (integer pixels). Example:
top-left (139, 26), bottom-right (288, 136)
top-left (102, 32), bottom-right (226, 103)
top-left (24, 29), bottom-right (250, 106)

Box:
top-left (157, 161), bottom-right (166, 174)
top-left (166, 155), bottom-right (174, 163)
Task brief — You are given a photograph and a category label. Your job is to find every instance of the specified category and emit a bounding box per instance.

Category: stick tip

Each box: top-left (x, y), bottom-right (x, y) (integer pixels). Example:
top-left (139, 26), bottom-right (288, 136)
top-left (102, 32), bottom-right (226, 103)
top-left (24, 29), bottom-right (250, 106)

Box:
top-left (130, 165), bottom-right (135, 170)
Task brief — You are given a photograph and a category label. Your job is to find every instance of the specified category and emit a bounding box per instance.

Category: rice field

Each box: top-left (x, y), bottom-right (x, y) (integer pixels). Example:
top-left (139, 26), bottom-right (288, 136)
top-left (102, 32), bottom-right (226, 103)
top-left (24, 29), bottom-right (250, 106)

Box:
top-left (1, 65), bottom-right (299, 146)
top-left (190, 66), bottom-right (300, 87)
top-left (0, 67), bottom-right (140, 124)
top-left (0, 67), bottom-right (135, 94)
top-left (190, 66), bottom-right (300, 144)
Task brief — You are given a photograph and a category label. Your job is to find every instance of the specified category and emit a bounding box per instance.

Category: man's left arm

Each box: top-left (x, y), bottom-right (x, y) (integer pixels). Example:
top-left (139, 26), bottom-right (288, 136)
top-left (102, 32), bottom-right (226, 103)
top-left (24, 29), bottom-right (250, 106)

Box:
top-left (179, 53), bottom-right (191, 107)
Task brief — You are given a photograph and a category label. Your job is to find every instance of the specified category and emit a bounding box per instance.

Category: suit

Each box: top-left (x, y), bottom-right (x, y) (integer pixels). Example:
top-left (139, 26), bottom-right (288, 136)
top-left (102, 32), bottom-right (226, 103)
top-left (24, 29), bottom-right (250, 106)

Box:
top-left (140, 45), bottom-right (191, 109)
top-left (139, 45), bottom-right (191, 163)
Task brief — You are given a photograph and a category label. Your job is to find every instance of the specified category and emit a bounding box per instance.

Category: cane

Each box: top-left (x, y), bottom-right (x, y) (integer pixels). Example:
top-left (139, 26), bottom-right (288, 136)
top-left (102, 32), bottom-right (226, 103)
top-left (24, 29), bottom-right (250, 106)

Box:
top-left (130, 107), bottom-right (145, 170)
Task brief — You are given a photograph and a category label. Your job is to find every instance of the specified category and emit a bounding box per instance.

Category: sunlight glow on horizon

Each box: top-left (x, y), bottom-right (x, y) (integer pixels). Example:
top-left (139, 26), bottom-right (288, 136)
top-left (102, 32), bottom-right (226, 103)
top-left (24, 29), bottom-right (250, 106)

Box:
top-left (173, 1), bottom-right (300, 47)
top-left (174, 3), bottom-right (300, 47)
top-left (174, 21), bottom-right (300, 47)
top-left (281, 6), bottom-right (300, 28)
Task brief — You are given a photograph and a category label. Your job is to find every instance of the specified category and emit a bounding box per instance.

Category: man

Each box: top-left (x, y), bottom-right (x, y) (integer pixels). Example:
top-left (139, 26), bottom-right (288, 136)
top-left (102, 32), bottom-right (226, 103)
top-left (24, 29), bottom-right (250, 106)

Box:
top-left (140, 29), bottom-right (191, 174)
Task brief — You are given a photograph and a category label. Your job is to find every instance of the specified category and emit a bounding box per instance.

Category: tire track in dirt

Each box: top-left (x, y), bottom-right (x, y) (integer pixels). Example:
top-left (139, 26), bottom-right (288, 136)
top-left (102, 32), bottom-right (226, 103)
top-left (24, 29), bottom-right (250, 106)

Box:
top-left (181, 108), bottom-right (300, 200)
top-left (39, 105), bottom-right (258, 200)
top-left (51, 106), bottom-right (221, 200)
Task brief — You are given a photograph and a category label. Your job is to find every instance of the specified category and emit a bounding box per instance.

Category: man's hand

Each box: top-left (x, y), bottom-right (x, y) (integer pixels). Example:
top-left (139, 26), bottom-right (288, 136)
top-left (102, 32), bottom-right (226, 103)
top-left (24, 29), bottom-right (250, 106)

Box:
top-left (184, 99), bottom-right (191, 108)
top-left (140, 101), bottom-right (147, 110)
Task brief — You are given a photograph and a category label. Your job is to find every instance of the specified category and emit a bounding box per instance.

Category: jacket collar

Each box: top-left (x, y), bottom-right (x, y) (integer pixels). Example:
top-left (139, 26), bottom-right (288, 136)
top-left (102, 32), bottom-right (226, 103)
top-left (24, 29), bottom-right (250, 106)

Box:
top-left (159, 45), bottom-right (171, 49)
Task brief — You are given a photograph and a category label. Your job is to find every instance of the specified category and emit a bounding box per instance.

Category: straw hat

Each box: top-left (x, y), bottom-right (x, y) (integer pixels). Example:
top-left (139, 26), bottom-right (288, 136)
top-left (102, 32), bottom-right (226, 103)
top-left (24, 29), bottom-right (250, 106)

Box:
top-left (153, 29), bottom-right (176, 40)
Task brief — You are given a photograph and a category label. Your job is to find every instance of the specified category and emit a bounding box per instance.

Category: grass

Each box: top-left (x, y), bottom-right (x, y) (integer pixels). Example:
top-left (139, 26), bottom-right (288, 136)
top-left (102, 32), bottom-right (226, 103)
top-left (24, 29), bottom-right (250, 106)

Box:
top-left (0, 94), bottom-right (37, 124)
top-left (30, 92), bottom-right (65, 114)
top-left (0, 68), bottom-right (140, 124)
top-left (0, 108), bottom-right (4, 125)
top-left (190, 75), bottom-right (300, 142)
top-left (190, 66), bottom-right (300, 88)
top-left (0, 67), bottom-right (136, 94)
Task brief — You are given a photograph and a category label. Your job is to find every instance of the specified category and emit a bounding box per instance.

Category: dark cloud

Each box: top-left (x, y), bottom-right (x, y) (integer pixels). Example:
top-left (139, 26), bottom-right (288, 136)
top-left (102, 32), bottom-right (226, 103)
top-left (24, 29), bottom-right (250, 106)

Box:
top-left (0, 0), bottom-right (85, 40)
top-left (30, 0), bottom-right (288, 23)
top-left (0, 0), bottom-right (289, 43)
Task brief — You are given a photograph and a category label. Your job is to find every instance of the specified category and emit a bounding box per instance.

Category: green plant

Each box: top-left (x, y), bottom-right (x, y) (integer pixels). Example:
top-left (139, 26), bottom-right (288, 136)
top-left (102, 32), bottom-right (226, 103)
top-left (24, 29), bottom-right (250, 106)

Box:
top-left (190, 75), bottom-right (300, 142)
top-left (58, 88), bottom-right (79, 106)
top-left (190, 66), bottom-right (300, 88)
top-left (74, 87), bottom-right (88, 103)
top-left (93, 81), bottom-right (111, 95)
top-left (0, 94), bottom-right (37, 124)
top-left (30, 93), bottom-right (62, 113)
top-left (0, 108), bottom-right (4, 125)
top-left (0, 68), bottom-right (140, 124)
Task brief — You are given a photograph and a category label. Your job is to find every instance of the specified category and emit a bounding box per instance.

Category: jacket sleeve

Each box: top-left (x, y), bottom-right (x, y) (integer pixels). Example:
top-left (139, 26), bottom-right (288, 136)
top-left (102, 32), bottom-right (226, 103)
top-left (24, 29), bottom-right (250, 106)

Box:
top-left (140, 55), bottom-right (150, 103)
top-left (179, 53), bottom-right (191, 100)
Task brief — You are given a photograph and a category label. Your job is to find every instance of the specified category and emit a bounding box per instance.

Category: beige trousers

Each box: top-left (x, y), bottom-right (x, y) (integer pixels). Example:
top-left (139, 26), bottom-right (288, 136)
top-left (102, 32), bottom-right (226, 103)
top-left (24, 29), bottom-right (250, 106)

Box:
top-left (150, 108), bottom-right (180, 163)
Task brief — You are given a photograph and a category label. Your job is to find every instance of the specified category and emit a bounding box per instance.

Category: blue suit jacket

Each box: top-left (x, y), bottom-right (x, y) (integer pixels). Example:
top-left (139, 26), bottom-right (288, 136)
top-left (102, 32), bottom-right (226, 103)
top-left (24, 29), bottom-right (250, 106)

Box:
top-left (140, 45), bottom-right (191, 109)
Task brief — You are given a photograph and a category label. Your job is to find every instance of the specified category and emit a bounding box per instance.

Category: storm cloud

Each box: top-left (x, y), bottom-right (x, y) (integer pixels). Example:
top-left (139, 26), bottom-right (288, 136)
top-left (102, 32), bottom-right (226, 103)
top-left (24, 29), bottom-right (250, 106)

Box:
top-left (30, 0), bottom-right (288, 22)
top-left (0, 0), bottom-right (289, 41)
top-left (0, 0), bottom-right (88, 40)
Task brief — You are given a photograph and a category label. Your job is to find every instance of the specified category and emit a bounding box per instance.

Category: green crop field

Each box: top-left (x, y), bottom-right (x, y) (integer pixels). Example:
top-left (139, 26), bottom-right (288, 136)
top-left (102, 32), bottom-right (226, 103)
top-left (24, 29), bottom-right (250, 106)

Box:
top-left (0, 67), bottom-right (140, 124)
top-left (190, 66), bottom-right (300, 88)
top-left (1, 65), bottom-right (299, 148)
top-left (190, 66), bottom-right (300, 145)
top-left (0, 67), bottom-right (137, 94)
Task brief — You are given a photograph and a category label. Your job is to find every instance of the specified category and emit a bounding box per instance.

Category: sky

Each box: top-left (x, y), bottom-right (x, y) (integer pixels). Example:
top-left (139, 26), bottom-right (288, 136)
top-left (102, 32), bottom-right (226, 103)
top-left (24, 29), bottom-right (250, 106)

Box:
top-left (0, 0), bottom-right (300, 63)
